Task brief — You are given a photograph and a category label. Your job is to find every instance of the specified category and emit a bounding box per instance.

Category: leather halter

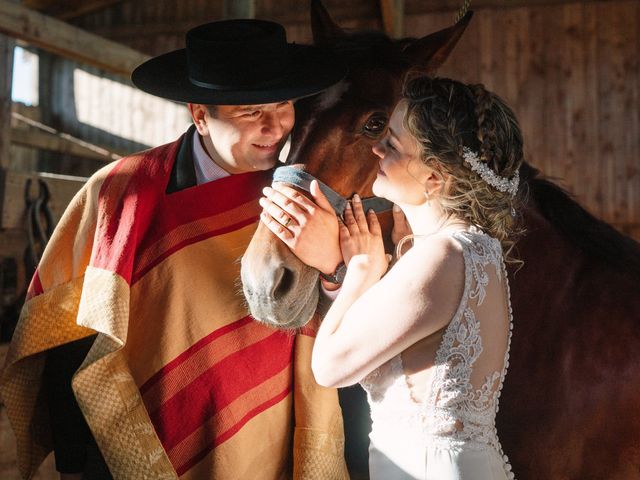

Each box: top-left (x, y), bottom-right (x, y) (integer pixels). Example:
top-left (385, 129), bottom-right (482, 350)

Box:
top-left (272, 166), bottom-right (393, 218)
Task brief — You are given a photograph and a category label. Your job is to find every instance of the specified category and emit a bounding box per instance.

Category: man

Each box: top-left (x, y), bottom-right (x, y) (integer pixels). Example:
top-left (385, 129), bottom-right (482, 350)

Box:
top-left (1, 19), bottom-right (347, 479)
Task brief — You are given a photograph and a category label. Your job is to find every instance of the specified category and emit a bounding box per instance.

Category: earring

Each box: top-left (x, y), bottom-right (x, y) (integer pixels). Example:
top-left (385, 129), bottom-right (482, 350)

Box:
top-left (424, 191), bottom-right (430, 201)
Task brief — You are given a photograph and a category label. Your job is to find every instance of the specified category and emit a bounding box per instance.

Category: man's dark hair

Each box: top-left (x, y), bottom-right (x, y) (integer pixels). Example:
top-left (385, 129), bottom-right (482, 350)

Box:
top-left (206, 105), bottom-right (218, 118)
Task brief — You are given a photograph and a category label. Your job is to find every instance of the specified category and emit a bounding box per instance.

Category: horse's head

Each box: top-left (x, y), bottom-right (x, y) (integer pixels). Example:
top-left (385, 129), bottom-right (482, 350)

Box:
top-left (241, 1), bottom-right (472, 329)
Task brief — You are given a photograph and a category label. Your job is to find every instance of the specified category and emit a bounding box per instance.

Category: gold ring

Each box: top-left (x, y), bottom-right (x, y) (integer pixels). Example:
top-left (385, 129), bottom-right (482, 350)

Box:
top-left (282, 216), bottom-right (292, 227)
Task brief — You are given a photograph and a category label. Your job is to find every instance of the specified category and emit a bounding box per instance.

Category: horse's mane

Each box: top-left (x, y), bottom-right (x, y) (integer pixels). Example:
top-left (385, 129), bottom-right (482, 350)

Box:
top-left (521, 162), bottom-right (640, 277)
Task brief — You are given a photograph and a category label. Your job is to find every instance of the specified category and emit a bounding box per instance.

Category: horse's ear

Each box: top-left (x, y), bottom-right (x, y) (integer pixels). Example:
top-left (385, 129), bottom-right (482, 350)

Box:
top-left (311, 0), bottom-right (346, 45)
top-left (403, 11), bottom-right (473, 73)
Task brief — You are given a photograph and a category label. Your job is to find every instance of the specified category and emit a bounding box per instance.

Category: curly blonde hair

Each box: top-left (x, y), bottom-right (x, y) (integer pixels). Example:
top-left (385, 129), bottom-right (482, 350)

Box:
top-left (402, 76), bottom-right (526, 263)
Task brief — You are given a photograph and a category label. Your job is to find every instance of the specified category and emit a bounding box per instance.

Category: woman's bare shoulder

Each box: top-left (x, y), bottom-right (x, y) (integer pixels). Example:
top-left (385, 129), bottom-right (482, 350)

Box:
top-left (398, 232), bottom-right (464, 269)
top-left (389, 233), bottom-right (465, 296)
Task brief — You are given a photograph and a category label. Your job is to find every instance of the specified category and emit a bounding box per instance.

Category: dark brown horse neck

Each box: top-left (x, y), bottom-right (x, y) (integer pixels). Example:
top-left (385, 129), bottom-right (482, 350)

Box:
top-left (500, 164), bottom-right (640, 478)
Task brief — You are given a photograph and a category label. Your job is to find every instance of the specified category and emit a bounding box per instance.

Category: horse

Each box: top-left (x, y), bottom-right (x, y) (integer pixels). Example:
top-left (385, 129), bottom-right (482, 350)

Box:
top-left (241, 2), bottom-right (640, 478)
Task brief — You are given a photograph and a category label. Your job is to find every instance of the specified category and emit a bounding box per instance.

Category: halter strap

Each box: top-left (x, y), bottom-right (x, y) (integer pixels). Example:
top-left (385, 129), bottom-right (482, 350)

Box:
top-left (272, 166), bottom-right (393, 217)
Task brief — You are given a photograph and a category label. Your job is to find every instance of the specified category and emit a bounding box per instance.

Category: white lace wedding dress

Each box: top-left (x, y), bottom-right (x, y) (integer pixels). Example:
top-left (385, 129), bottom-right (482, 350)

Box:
top-left (360, 229), bottom-right (516, 480)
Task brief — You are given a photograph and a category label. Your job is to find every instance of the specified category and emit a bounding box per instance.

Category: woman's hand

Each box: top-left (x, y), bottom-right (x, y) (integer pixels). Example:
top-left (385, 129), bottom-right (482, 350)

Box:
top-left (259, 180), bottom-right (342, 275)
top-left (391, 204), bottom-right (412, 245)
top-left (339, 194), bottom-right (388, 280)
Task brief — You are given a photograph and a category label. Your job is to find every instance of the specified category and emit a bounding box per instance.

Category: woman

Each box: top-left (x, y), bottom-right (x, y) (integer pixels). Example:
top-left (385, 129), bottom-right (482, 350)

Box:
top-left (260, 76), bottom-right (523, 479)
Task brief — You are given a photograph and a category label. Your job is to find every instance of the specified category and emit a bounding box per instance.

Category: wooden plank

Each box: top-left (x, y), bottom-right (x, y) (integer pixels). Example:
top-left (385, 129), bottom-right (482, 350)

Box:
top-left (520, 7), bottom-right (546, 176)
top-left (486, 5), bottom-right (509, 98)
top-left (49, 0), bottom-right (124, 21)
top-left (93, 22), bottom-right (241, 41)
top-left (562, 3), bottom-right (600, 217)
top-left (0, 32), bottom-right (12, 170)
top-left (380, 0), bottom-right (404, 38)
top-left (626, 0), bottom-right (639, 227)
top-left (22, 0), bottom-right (124, 21)
top-left (596, 2), bottom-right (635, 225)
top-left (583, 3), bottom-right (602, 218)
top-left (477, 8), bottom-right (498, 93)
top-left (94, 2), bottom-right (379, 39)
top-left (0, 170), bottom-right (86, 230)
top-left (404, 0), bottom-right (613, 14)
top-left (10, 127), bottom-right (120, 162)
top-left (10, 111), bottom-right (123, 162)
top-left (509, 6), bottom-right (539, 173)
top-left (636, 0), bottom-right (640, 228)
top-left (0, 0), bottom-right (149, 77)
top-left (540, 3), bottom-right (569, 188)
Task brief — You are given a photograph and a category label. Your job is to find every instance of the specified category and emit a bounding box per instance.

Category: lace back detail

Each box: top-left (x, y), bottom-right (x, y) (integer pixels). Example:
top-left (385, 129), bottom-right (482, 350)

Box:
top-left (360, 228), bottom-right (515, 479)
top-left (426, 229), bottom-right (514, 477)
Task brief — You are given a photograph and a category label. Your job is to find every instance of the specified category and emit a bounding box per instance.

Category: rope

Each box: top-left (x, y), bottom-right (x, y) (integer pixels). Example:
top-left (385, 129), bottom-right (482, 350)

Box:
top-left (455, 0), bottom-right (471, 23)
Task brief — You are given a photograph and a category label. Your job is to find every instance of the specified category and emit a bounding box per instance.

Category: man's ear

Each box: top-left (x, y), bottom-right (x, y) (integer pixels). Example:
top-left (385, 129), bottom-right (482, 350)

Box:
top-left (188, 103), bottom-right (210, 136)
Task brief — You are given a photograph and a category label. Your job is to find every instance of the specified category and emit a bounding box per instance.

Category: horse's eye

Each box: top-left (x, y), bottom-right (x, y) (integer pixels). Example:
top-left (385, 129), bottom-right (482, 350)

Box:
top-left (362, 115), bottom-right (388, 137)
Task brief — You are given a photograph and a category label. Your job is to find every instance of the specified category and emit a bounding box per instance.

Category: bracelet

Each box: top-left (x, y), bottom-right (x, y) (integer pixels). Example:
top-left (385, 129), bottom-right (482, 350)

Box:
top-left (319, 261), bottom-right (346, 284)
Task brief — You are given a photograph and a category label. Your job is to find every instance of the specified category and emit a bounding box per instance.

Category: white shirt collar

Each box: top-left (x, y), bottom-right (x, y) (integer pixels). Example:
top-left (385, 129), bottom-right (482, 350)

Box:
top-left (192, 131), bottom-right (231, 185)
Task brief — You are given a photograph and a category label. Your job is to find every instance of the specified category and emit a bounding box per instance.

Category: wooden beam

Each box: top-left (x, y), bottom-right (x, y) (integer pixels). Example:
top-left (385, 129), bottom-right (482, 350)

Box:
top-left (10, 128), bottom-right (121, 162)
top-left (93, 22), bottom-right (202, 40)
top-left (10, 112), bottom-right (123, 162)
top-left (32, 0), bottom-right (125, 21)
top-left (0, 0), bottom-right (149, 77)
top-left (404, 0), bottom-right (610, 14)
top-left (380, 0), bottom-right (404, 38)
top-left (92, 3), bottom-right (379, 39)
top-left (0, 32), bottom-right (12, 170)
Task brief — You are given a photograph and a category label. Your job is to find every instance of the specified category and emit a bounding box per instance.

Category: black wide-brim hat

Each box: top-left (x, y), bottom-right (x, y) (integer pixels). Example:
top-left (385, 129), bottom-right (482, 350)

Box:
top-left (131, 19), bottom-right (347, 105)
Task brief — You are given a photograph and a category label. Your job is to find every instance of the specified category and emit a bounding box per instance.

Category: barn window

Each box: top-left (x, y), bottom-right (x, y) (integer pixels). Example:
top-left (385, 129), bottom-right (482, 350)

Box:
top-left (11, 46), bottom-right (39, 106)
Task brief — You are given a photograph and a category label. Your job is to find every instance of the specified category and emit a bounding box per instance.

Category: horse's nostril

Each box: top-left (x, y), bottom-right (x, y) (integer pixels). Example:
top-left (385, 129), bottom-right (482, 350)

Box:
top-left (273, 266), bottom-right (296, 300)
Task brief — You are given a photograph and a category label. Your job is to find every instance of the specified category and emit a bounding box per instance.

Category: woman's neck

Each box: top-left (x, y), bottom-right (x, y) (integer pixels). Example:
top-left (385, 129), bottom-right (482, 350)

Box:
top-left (399, 199), bottom-right (468, 237)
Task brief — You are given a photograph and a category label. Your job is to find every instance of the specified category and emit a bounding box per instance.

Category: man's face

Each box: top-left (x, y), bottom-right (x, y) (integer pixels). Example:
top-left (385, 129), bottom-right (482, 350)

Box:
top-left (192, 101), bottom-right (295, 174)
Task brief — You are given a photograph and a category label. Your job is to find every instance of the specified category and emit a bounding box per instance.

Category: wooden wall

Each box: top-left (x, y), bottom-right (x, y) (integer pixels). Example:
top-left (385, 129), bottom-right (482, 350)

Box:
top-left (5, 0), bottom-right (638, 235)
top-left (68, 0), bottom-right (640, 239)
top-left (406, 0), bottom-right (640, 239)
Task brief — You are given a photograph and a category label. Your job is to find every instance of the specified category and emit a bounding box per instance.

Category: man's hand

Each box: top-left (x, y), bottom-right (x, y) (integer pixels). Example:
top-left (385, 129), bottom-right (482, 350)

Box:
top-left (259, 180), bottom-right (342, 275)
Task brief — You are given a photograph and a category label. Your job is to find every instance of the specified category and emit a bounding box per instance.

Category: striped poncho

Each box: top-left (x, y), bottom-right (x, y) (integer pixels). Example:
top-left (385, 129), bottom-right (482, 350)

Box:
top-left (0, 129), bottom-right (348, 479)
